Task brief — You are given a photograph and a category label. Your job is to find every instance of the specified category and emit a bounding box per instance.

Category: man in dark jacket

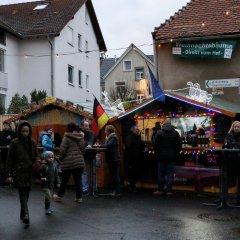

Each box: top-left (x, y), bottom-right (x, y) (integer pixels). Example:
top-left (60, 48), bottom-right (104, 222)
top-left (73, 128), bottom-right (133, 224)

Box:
top-left (0, 121), bottom-right (16, 186)
top-left (153, 119), bottom-right (181, 196)
top-left (81, 120), bottom-right (97, 195)
top-left (125, 125), bottom-right (145, 192)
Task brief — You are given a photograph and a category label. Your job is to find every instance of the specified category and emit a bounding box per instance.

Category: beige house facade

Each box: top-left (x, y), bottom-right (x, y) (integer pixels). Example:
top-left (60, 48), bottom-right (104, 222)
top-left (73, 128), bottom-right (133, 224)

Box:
top-left (101, 44), bottom-right (155, 103)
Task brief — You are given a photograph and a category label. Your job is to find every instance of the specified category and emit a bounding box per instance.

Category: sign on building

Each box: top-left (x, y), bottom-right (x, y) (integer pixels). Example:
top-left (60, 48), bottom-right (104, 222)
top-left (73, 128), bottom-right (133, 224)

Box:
top-left (172, 40), bottom-right (236, 59)
top-left (205, 78), bottom-right (240, 88)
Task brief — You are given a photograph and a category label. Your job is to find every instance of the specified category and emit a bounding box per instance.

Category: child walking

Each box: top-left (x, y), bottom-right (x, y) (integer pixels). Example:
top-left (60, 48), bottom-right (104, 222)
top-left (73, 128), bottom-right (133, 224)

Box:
top-left (40, 151), bottom-right (60, 215)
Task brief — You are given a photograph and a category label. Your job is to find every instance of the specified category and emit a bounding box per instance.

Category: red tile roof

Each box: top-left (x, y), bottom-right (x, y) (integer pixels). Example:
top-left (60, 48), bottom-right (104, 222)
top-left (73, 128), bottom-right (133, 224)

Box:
top-left (153, 0), bottom-right (240, 42)
top-left (0, 0), bottom-right (106, 51)
top-left (4, 100), bottom-right (92, 123)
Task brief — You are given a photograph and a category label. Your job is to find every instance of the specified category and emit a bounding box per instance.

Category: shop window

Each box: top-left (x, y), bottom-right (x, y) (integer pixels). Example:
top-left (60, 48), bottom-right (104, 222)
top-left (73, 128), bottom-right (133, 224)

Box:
top-left (123, 60), bottom-right (132, 71)
top-left (135, 67), bottom-right (144, 80)
top-left (68, 65), bottom-right (74, 84)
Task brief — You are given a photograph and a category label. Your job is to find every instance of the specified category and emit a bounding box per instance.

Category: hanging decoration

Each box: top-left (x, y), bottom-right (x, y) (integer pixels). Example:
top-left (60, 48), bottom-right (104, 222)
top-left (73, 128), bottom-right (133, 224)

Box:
top-left (187, 82), bottom-right (213, 104)
top-left (102, 91), bottom-right (125, 116)
top-left (134, 111), bottom-right (215, 120)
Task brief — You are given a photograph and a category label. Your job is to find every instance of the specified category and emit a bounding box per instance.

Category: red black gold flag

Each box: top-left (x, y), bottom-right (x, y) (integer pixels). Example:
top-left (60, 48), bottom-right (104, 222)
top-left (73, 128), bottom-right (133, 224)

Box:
top-left (92, 97), bottom-right (109, 136)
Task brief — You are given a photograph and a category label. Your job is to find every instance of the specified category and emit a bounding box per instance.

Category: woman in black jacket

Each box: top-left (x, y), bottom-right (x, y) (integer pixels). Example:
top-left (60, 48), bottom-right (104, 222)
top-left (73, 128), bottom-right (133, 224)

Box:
top-left (224, 121), bottom-right (240, 202)
top-left (6, 121), bottom-right (38, 226)
top-left (125, 125), bottom-right (145, 192)
top-left (100, 125), bottom-right (121, 197)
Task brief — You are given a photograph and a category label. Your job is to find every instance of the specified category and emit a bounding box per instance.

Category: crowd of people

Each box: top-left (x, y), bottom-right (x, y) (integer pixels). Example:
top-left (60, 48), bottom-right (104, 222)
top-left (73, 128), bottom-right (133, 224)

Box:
top-left (0, 118), bottom-right (240, 227)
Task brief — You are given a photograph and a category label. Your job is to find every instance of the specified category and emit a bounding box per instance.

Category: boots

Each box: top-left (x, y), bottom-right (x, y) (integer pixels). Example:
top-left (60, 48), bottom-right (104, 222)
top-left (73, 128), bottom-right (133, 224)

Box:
top-left (45, 201), bottom-right (52, 215)
top-left (22, 213), bottom-right (30, 225)
top-left (20, 209), bottom-right (24, 220)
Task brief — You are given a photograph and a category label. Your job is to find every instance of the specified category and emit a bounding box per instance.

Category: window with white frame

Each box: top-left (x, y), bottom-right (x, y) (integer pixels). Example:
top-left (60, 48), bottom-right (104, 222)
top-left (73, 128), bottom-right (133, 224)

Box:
top-left (0, 49), bottom-right (5, 72)
top-left (85, 41), bottom-right (88, 57)
top-left (67, 26), bottom-right (74, 46)
top-left (123, 60), bottom-right (132, 71)
top-left (115, 81), bottom-right (126, 93)
top-left (135, 67), bottom-right (144, 80)
top-left (86, 74), bottom-right (89, 90)
top-left (78, 34), bottom-right (82, 51)
top-left (68, 65), bottom-right (74, 84)
top-left (78, 70), bottom-right (82, 86)
top-left (137, 94), bottom-right (144, 103)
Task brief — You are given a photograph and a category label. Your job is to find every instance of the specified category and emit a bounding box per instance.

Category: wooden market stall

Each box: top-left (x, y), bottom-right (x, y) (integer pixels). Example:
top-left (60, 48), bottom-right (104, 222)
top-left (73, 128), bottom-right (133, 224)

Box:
top-left (4, 97), bottom-right (92, 144)
top-left (111, 91), bottom-right (240, 193)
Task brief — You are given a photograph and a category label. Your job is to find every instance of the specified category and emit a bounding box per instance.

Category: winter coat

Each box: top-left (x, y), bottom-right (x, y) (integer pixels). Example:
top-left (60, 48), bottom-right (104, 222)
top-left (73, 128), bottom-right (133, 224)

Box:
top-left (101, 133), bottom-right (120, 162)
top-left (6, 121), bottom-right (38, 187)
top-left (223, 132), bottom-right (240, 175)
top-left (40, 160), bottom-right (60, 189)
top-left (154, 124), bottom-right (181, 163)
top-left (125, 132), bottom-right (144, 164)
top-left (0, 129), bottom-right (16, 162)
top-left (0, 129), bottom-right (16, 146)
top-left (41, 133), bottom-right (54, 152)
top-left (59, 132), bottom-right (85, 170)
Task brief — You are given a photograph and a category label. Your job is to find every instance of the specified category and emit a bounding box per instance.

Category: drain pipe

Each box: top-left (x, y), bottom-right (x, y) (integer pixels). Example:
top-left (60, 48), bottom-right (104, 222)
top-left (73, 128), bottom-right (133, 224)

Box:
top-left (47, 35), bottom-right (54, 97)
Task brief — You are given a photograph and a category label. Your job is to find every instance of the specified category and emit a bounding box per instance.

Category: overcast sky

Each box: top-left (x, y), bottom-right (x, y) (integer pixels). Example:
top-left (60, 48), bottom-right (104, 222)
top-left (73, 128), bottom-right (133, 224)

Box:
top-left (2, 0), bottom-right (190, 57)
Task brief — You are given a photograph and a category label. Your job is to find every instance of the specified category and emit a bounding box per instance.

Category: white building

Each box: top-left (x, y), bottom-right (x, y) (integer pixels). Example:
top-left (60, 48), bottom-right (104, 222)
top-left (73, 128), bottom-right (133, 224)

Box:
top-left (0, 0), bottom-right (106, 109)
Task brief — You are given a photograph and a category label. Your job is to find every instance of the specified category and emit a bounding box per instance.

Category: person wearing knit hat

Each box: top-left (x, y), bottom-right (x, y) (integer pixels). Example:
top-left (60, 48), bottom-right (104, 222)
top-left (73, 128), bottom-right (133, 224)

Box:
top-left (40, 151), bottom-right (60, 215)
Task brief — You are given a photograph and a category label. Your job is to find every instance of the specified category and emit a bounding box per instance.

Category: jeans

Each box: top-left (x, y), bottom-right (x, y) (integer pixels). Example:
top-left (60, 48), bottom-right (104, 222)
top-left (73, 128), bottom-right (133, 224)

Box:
top-left (157, 162), bottom-right (175, 192)
top-left (58, 168), bottom-right (83, 199)
top-left (82, 159), bottom-right (97, 194)
top-left (18, 187), bottom-right (30, 216)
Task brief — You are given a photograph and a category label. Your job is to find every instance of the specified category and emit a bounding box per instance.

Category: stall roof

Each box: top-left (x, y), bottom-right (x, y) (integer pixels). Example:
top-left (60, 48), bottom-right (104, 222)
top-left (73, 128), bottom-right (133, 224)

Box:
top-left (4, 98), bottom-right (92, 123)
top-left (116, 91), bottom-right (239, 120)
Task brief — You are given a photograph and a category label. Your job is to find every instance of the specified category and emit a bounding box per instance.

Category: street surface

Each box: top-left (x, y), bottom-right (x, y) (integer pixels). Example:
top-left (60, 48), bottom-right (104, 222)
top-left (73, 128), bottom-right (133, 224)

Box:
top-left (0, 185), bottom-right (240, 240)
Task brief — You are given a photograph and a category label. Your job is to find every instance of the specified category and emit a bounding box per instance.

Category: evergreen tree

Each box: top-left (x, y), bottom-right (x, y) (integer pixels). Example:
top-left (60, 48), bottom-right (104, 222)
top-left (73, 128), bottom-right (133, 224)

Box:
top-left (7, 93), bottom-right (29, 114)
top-left (30, 89), bottom-right (47, 104)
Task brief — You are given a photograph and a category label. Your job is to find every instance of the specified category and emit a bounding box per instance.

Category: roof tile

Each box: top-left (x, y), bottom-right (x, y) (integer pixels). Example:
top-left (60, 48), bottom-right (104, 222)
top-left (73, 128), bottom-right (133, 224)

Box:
top-left (0, 0), bottom-right (106, 50)
top-left (153, 0), bottom-right (240, 42)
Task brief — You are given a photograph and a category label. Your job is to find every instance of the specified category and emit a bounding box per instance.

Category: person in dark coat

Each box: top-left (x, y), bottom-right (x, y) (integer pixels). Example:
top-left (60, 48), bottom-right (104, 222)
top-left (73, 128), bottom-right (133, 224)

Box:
top-left (125, 125), bottom-right (145, 192)
top-left (153, 119), bottom-right (181, 196)
top-left (0, 121), bottom-right (16, 186)
top-left (40, 151), bottom-right (60, 215)
top-left (223, 121), bottom-right (240, 202)
top-left (100, 125), bottom-right (121, 197)
top-left (6, 120), bottom-right (38, 226)
top-left (80, 120), bottom-right (97, 195)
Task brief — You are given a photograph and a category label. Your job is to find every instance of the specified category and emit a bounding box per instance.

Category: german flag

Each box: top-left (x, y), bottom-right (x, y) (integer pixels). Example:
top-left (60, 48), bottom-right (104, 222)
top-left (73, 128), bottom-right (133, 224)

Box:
top-left (92, 97), bottom-right (109, 136)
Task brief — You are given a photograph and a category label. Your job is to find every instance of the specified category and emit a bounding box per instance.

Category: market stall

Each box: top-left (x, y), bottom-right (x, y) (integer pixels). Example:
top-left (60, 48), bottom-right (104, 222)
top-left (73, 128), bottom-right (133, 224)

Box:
top-left (114, 91), bottom-right (240, 193)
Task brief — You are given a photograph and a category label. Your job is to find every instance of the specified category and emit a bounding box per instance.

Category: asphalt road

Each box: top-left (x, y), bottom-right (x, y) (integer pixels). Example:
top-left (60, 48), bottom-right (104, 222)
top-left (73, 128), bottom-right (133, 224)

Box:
top-left (0, 185), bottom-right (240, 240)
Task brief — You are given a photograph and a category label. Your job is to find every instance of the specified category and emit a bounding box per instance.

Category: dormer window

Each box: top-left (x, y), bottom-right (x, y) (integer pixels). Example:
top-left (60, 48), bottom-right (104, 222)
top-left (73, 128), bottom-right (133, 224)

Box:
top-left (33, 4), bottom-right (48, 10)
